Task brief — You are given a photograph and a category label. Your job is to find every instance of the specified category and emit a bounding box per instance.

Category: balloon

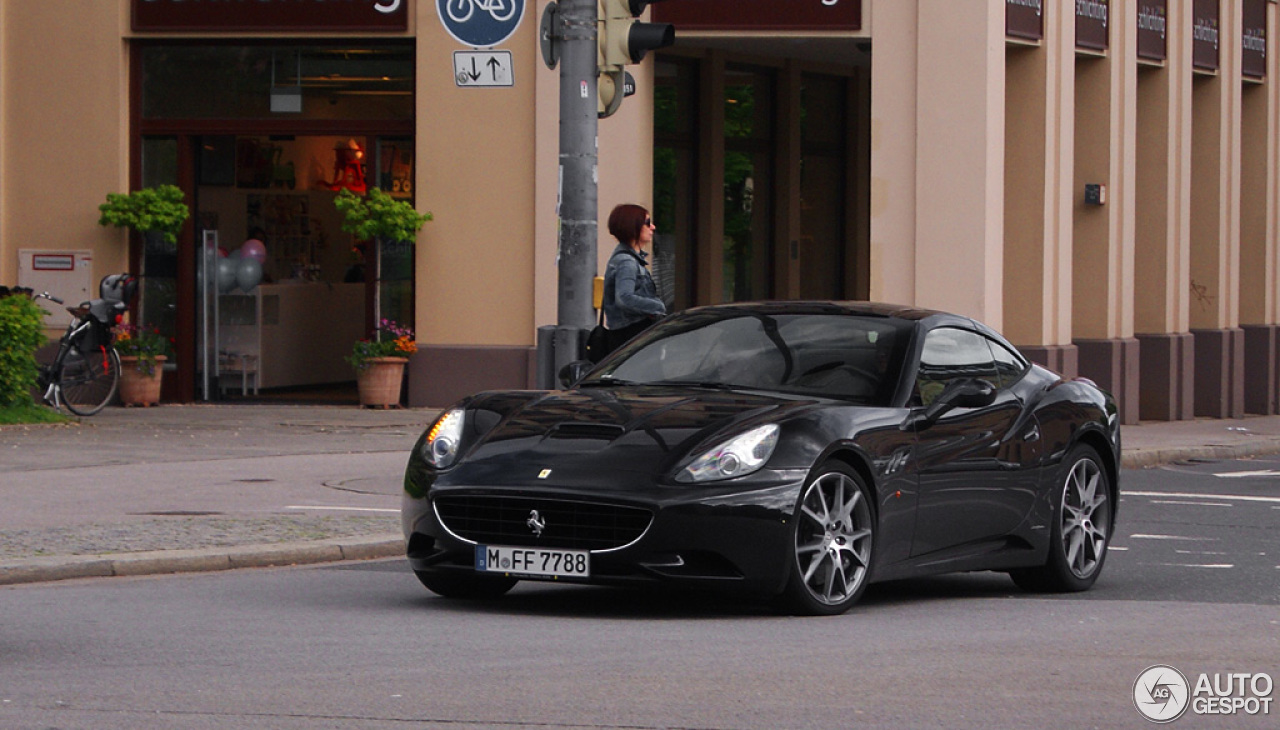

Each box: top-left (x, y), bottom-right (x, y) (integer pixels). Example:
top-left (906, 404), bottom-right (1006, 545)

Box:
top-left (216, 257), bottom-right (238, 294)
top-left (217, 247), bottom-right (229, 258)
top-left (228, 247), bottom-right (242, 259)
top-left (236, 257), bottom-right (263, 293)
top-left (241, 239), bottom-right (267, 264)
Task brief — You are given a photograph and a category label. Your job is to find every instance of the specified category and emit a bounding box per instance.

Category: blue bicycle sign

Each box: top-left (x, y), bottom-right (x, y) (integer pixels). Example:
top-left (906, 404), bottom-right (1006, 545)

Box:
top-left (437, 0), bottom-right (525, 48)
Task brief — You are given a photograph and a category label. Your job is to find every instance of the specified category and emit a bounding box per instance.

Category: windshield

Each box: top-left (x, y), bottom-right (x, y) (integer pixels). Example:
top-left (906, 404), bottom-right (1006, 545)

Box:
top-left (585, 311), bottom-right (912, 405)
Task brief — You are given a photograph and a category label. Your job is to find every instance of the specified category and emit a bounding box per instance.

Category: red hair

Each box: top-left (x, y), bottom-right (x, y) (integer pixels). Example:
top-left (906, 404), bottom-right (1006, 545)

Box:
top-left (607, 204), bottom-right (649, 245)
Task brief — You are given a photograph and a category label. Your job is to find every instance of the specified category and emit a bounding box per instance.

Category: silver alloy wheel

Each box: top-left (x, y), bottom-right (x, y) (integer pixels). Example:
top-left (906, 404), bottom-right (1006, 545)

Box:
top-left (1060, 456), bottom-right (1109, 579)
top-left (794, 471), bottom-right (873, 605)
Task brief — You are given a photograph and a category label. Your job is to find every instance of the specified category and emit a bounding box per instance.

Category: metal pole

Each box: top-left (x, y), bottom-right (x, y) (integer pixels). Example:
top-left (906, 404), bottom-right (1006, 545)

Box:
top-left (554, 0), bottom-right (599, 377)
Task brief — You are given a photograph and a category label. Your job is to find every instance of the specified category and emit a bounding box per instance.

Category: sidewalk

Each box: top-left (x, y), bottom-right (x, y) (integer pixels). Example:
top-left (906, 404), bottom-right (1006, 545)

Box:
top-left (4, 402), bottom-right (1280, 586)
top-left (0, 403), bottom-right (437, 586)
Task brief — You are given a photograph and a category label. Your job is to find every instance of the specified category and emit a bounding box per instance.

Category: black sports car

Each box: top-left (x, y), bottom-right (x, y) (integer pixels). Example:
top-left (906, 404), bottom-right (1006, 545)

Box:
top-left (402, 302), bottom-right (1119, 615)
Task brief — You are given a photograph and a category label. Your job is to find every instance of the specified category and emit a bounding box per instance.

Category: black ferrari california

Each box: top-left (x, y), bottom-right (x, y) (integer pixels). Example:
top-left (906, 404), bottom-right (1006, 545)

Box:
top-left (402, 302), bottom-right (1119, 615)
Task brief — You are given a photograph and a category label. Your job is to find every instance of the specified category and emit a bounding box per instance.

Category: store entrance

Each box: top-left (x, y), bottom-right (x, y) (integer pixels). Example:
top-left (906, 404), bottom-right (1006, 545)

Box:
top-left (195, 135), bottom-right (415, 403)
top-left (137, 133), bottom-right (415, 404)
top-left (652, 45), bottom-right (871, 310)
top-left (134, 41), bottom-right (414, 403)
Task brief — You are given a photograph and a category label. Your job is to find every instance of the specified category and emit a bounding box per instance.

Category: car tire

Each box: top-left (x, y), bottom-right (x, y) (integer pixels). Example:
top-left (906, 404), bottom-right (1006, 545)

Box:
top-left (1010, 444), bottom-right (1112, 593)
top-left (777, 462), bottom-right (875, 616)
top-left (414, 570), bottom-right (518, 599)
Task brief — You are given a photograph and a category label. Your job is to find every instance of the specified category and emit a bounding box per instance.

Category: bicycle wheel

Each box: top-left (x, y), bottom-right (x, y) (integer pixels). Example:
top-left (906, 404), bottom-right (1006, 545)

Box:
top-left (57, 345), bottom-right (120, 416)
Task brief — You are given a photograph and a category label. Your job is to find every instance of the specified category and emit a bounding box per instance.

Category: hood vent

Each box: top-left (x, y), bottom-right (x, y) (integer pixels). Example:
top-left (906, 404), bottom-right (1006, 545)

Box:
top-left (549, 422), bottom-right (627, 440)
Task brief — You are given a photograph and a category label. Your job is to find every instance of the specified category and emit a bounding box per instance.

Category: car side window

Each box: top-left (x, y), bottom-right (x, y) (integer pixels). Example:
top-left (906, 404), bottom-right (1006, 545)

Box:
top-left (988, 339), bottom-right (1029, 388)
top-left (915, 328), bottom-right (999, 407)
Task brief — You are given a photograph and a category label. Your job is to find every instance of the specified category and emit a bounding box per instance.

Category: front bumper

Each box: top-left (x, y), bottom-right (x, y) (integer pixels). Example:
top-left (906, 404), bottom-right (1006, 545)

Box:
top-left (402, 478), bottom-right (805, 597)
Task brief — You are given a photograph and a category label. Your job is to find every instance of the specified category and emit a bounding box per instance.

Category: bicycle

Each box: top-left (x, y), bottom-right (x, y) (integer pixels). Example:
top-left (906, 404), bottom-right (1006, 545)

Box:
top-left (446, 0), bottom-right (516, 24)
top-left (33, 273), bottom-right (137, 416)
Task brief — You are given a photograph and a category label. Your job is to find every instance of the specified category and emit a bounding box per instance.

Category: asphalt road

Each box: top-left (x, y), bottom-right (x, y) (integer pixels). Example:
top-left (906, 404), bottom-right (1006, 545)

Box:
top-left (1115, 454), bottom-right (1280, 605)
top-left (2, 460), bottom-right (1277, 729)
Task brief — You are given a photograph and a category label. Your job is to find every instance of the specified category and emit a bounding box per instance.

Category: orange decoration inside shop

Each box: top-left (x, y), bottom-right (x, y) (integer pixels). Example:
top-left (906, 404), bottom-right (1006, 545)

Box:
top-left (323, 139), bottom-right (367, 193)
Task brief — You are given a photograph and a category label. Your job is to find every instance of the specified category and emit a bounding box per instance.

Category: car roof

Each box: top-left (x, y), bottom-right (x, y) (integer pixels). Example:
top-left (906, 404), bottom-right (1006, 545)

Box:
top-left (675, 301), bottom-right (1012, 349)
top-left (681, 300), bottom-right (946, 322)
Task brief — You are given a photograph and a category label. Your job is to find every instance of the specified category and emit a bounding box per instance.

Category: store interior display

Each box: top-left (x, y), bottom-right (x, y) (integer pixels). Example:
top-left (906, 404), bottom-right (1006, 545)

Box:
top-left (196, 134), bottom-right (414, 396)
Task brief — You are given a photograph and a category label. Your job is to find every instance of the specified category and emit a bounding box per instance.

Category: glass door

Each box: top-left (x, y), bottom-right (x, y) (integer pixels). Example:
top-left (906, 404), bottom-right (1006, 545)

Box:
top-left (373, 137), bottom-right (416, 332)
top-left (139, 136), bottom-right (181, 375)
top-left (723, 65), bottom-right (775, 302)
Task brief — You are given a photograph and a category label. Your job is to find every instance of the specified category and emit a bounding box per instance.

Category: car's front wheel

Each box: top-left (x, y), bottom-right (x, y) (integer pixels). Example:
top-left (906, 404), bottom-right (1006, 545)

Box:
top-left (414, 570), bottom-right (518, 599)
top-left (1011, 444), bottom-right (1112, 593)
top-left (778, 462), bottom-right (875, 616)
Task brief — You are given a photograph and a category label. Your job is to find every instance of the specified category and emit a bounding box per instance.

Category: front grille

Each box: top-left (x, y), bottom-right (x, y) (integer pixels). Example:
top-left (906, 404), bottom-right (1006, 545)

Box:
top-left (433, 495), bottom-right (653, 551)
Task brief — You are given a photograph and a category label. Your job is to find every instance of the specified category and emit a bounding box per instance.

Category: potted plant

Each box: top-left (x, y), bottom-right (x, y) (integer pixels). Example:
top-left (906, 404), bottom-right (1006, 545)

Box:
top-left (333, 187), bottom-right (431, 244)
top-left (97, 185), bottom-right (191, 245)
top-left (334, 188), bottom-right (429, 407)
top-left (346, 319), bottom-right (417, 408)
top-left (113, 322), bottom-right (171, 407)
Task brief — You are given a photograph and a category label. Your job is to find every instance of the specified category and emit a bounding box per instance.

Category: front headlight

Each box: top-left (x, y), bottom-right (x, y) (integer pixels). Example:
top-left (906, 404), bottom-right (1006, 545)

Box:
top-left (678, 424), bottom-right (780, 483)
top-left (422, 409), bottom-right (466, 469)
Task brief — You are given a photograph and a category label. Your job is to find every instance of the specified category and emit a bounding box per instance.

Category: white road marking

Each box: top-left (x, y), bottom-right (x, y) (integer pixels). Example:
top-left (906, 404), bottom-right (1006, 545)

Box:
top-left (286, 506), bottom-right (399, 513)
top-left (1150, 500), bottom-right (1233, 507)
top-left (1130, 534), bottom-right (1217, 542)
top-left (1214, 469), bottom-right (1280, 478)
top-left (1109, 546), bottom-right (1129, 551)
top-left (1125, 490), bottom-right (1280, 505)
top-left (1151, 563), bottom-right (1234, 569)
top-left (1174, 549), bottom-right (1228, 556)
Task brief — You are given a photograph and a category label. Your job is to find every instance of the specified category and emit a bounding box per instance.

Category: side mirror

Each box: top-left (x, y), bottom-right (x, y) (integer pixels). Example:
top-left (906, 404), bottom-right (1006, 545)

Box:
top-left (903, 378), bottom-right (997, 431)
top-left (558, 360), bottom-right (595, 388)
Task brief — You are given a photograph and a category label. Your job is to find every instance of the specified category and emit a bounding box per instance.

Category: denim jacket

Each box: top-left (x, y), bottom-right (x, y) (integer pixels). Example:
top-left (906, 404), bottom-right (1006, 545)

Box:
top-left (603, 244), bottom-right (666, 330)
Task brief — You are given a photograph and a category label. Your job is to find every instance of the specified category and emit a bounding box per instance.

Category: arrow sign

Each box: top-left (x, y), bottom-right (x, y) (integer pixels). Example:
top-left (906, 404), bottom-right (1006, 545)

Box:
top-left (453, 50), bottom-right (514, 87)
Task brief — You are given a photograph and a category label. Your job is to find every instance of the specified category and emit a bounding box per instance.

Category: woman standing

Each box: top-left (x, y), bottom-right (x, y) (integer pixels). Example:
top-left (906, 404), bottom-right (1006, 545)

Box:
top-left (602, 203), bottom-right (666, 354)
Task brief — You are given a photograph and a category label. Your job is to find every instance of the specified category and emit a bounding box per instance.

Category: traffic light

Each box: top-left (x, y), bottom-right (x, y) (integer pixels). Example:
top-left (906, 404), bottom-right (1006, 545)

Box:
top-left (598, 0), bottom-right (675, 118)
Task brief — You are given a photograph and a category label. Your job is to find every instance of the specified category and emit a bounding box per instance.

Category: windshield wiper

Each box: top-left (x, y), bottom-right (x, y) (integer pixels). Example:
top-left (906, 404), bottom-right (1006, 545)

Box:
top-left (648, 379), bottom-right (738, 390)
top-left (579, 377), bottom-right (643, 387)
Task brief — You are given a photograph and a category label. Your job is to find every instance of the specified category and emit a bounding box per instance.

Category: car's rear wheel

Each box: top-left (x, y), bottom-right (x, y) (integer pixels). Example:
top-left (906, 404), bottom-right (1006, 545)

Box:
top-left (414, 570), bottom-right (518, 599)
top-left (1011, 444), bottom-right (1111, 593)
top-left (778, 462), bottom-right (874, 616)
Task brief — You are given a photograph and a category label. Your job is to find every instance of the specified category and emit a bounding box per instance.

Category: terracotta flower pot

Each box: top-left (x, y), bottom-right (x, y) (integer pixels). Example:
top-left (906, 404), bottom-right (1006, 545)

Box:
top-left (357, 356), bottom-right (407, 408)
top-left (118, 355), bottom-right (166, 407)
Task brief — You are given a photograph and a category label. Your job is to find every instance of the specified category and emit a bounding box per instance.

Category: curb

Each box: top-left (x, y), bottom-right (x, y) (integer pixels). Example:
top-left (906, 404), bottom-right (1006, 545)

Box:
top-left (0, 534), bottom-right (402, 586)
top-left (1121, 439), bottom-right (1280, 469)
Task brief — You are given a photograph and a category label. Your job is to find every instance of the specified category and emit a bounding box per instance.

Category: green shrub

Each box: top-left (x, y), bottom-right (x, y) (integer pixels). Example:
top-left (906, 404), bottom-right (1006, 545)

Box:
top-left (334, 188), bottom-right (431, 243)
top-left (98, 184), bottom-right (190, 244)
top-left (0, 293), bottom-right (47, 407)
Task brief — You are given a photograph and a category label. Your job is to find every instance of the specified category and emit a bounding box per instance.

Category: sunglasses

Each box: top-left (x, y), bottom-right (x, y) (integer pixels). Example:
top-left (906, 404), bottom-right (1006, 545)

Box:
top-left (644, 217), bottom-right (654, 227)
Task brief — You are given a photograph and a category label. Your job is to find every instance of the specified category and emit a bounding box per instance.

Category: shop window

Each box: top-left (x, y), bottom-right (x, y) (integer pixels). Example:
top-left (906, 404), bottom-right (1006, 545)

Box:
top-left (141, 44), bottom-right (413, 121)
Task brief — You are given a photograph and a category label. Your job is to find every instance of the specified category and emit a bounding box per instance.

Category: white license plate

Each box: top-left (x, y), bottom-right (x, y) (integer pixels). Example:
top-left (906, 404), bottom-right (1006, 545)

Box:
top-left (475, 545), bottom-right (590, 578)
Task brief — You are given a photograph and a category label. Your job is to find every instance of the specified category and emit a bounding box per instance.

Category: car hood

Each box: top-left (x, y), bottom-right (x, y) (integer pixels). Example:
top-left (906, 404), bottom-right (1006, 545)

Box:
top-left (441, 387), bottom-right (817, 490)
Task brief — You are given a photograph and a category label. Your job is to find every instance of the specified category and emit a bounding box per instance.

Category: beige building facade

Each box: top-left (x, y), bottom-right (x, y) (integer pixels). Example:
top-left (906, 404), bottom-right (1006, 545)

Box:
top-left (1, 0), bottom-right (1277, 424)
